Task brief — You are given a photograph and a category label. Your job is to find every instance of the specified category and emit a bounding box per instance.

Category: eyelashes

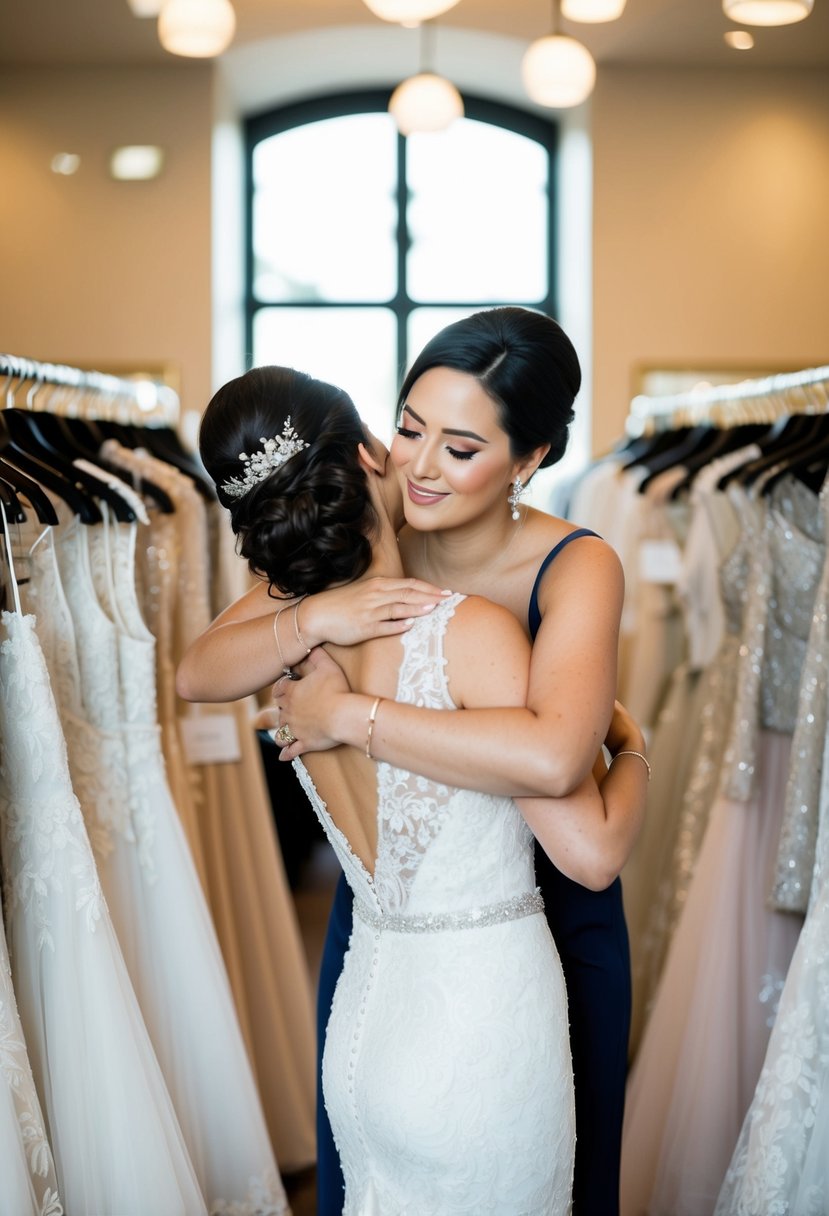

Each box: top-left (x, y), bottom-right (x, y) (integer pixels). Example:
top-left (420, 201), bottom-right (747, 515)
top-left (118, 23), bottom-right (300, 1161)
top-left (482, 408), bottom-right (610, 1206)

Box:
top-left (394, 426), bottom-right (477, 461)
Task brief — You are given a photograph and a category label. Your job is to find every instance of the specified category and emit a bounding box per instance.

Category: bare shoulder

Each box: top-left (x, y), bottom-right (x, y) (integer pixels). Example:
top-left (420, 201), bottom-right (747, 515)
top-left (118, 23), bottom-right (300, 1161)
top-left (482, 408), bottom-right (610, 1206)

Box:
top-left (533, 528), bottom-right (623, 613)
top-left (443, 594), bottom-right (530, 709)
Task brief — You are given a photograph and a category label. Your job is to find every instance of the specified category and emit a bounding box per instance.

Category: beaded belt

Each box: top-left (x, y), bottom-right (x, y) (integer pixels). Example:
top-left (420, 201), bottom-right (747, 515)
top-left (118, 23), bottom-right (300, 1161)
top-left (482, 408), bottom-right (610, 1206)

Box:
top-left (353, 888), bottom-right (544, 934)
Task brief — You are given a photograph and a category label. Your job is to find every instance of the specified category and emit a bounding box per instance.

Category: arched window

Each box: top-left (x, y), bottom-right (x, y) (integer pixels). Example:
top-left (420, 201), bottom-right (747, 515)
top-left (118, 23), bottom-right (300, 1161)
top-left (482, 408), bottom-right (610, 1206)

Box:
top-left (246, 91), bottom-right (558, 444)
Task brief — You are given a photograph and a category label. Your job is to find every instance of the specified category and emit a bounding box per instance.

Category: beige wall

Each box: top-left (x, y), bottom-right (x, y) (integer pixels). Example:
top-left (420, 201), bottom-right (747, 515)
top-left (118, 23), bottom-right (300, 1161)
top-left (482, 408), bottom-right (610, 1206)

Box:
top-left (0, 63), bottom-right (213, 416)
top-left (3, 58), bottom-right (828, 458)
top-left (592, 65), bottom-right (829, 456)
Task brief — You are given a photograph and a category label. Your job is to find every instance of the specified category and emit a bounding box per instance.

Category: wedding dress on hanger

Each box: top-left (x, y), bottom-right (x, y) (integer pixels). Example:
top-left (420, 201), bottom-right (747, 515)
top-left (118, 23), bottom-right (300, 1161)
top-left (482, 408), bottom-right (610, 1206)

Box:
top-left (39, 497), bottom-right (288, 1214)
top-left (0, 525), bottom-right (206, 1215)
top-left (0, 871), bottom-right (63, 1216)
top-left (102, 439), bottom-right (316, 1170)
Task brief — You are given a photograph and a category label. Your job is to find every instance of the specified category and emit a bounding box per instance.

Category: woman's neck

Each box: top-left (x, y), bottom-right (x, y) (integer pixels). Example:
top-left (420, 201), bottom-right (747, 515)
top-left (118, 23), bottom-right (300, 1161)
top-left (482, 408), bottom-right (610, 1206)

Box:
top-left (414, 506), bottom-right (530, 588)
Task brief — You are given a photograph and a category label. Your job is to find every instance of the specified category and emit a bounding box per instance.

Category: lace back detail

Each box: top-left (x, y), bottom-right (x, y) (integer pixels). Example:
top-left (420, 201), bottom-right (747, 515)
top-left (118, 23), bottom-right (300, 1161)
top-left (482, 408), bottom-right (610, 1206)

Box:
top-left (372, 594), bottom-right (463, 913)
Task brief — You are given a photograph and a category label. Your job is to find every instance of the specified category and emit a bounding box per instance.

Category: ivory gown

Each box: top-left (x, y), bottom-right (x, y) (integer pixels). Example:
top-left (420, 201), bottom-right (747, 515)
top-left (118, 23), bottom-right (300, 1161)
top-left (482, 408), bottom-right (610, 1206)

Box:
top-left (294, 595), bottom-right (576, 1215)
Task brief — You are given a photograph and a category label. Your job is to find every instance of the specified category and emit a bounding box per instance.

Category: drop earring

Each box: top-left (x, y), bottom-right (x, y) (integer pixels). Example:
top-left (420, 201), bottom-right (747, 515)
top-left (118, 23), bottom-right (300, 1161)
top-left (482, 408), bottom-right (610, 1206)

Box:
top-left (508, 476), bottom-right (525, 521)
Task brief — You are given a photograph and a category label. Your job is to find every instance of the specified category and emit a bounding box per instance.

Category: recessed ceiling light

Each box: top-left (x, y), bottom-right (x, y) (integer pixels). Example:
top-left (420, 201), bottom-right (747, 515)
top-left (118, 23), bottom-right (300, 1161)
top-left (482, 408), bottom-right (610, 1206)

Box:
top-left (126, 0), bottom-right (164, 15)
top-left (722, 0), bottom-right (813, 25)
top-left (110, 145), bottom-right (165, 181)
top-left (51, 152), bottom-right (81, 175)
top-left (724, 29), bottom-right (755, 47)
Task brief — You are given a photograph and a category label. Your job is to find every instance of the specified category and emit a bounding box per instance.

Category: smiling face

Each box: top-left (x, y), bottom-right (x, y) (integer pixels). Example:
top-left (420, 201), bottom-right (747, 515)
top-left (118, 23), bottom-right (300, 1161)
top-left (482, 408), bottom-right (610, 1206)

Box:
top-left (390, 366), bottom-right (526, 534)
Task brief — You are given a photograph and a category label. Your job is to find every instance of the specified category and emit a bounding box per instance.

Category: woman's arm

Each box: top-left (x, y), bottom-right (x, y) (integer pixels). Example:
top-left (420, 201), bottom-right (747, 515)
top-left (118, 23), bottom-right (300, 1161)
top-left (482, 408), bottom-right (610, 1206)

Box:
top-left (446, 596), bottom-right (648, 890)
top-left (175, 576), bottom-right (448, 702)
top-left (274, 538), bottom-right (624, 797)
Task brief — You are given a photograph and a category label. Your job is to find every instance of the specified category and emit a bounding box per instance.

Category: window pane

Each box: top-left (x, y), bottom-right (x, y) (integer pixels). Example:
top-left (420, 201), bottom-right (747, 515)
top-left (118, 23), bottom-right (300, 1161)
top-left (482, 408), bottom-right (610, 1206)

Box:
top-left (406, 307), bottom-right (480, 377)
top-left (407, 120), bottom-right (549, 303)
top-left (253, 307), bottom-right (399, 443)
top-left (252, 114), bottom-right (398, 303)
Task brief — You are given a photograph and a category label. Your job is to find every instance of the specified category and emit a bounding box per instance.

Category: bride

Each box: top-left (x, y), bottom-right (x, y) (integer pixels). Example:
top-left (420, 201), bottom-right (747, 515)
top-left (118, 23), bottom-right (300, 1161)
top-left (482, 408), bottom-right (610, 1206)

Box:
top-left (192, 364), bottom-right (645, 1215)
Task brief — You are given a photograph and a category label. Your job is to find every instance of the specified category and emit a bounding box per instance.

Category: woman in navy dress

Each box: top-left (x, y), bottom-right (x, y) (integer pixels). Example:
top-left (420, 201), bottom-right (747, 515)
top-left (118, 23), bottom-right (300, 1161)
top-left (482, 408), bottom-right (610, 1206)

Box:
top-left (270, 308), bottom-right (644, 1215)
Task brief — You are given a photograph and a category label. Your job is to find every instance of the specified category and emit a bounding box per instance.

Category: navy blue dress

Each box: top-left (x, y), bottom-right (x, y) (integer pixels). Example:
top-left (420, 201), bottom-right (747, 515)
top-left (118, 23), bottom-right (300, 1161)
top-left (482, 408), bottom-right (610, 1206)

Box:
top-left (315, 529), bottom-right (631, 1216)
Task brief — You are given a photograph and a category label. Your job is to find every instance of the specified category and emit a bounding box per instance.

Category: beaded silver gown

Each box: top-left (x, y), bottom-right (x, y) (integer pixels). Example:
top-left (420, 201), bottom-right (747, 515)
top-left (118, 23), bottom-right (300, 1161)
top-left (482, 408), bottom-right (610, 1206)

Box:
top-left (621, 476), bottom-right (819, 1216)
top-left (294, 595), bottom-right (576, 1216)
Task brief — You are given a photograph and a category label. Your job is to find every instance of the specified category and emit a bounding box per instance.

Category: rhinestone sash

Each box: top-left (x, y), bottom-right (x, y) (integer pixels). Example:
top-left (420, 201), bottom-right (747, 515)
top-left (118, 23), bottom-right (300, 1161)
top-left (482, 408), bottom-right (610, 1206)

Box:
top-left (353, 889), bottom-right (544, 934)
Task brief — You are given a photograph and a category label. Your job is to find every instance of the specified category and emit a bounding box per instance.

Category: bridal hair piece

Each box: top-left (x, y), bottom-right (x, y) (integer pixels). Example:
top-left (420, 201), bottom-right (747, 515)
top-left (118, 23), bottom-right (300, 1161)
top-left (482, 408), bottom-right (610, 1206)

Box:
top-left (220, 416), bottom-right (310, 499)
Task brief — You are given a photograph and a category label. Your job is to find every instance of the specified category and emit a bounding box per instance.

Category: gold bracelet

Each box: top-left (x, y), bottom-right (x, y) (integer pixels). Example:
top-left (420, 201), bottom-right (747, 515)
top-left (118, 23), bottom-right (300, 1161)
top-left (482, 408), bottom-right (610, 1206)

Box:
top-left (293, 595), bottom-right (312, 660)
top-left (365, 696), bottom-right (383, 760)
top-left (272, 605), bottom-right (293, 677)
top-left (610, 749), bottom-right (651, 782)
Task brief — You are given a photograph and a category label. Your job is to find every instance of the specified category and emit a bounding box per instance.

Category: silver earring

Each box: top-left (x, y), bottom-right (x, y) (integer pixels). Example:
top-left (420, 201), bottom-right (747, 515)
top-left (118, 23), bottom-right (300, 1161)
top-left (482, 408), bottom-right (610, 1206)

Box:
top-left (508, 477), bottom-right (525, 521)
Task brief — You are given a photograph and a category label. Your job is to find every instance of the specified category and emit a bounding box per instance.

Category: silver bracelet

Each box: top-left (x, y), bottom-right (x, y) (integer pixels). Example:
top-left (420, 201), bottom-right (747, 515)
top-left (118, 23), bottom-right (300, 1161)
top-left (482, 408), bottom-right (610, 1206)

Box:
top-left (610, 749), bottom-right (651, 782)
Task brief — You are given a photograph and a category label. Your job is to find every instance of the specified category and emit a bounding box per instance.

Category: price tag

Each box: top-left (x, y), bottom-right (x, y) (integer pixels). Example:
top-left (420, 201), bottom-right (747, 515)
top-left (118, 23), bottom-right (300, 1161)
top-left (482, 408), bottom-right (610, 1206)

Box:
top-left (639, 539), bottom-right (683, 585)
top-left (179, 713), bottom-right (242, 765)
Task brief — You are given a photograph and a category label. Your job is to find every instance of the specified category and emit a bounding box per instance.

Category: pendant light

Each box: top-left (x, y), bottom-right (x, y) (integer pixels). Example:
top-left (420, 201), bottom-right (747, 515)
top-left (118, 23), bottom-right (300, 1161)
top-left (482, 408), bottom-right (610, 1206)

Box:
top-left (561, 0), bottom-right (626, 20)
top-left (388, 21), bottom-right (464, 135)
top-left (522, 1), bottom-right (596, 109)
top-left (362, 0), bottom-right (461, 24)
top-left (722, 0), bottom-right (813, 24)
top-left (158, 0), bottom-right (236, 57)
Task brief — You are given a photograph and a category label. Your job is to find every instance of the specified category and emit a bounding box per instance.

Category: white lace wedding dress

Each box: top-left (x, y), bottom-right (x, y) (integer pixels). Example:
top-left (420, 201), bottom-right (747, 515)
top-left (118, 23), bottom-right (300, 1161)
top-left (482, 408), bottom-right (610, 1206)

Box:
top-left (293, 594), bottom-right (575, 1216)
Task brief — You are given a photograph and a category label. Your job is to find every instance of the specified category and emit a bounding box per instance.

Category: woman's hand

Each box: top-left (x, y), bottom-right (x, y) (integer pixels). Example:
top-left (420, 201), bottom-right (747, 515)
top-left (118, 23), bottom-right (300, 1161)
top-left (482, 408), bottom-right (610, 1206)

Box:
top-left (271, 648), bottom-right (355, 761)
top-left (302, 578), bottom-right (449, 648)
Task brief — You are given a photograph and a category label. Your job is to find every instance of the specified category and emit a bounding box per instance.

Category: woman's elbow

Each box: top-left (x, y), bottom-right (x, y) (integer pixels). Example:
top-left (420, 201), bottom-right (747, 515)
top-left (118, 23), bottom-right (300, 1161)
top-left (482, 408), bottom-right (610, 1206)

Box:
top-left (175, 661), bottom-right (200, 702)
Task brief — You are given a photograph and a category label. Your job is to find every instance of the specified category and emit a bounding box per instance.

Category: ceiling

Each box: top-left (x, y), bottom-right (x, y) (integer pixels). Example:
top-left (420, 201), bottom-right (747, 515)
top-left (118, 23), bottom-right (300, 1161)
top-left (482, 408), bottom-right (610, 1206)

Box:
top-left (2, 0), bottom-right (828, 68)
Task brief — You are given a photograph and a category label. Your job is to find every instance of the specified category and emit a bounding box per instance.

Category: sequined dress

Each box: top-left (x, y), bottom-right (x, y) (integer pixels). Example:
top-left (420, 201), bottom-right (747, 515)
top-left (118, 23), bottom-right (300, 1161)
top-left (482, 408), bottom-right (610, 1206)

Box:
top-left (716, 473), bottom-right (829, 1216)
top-left (621, 476), bottom-right (818, 1216)
top-left (294, 595), bottom-right (575, 1215)
top-left (627, 448), bottom-right (759, 1056)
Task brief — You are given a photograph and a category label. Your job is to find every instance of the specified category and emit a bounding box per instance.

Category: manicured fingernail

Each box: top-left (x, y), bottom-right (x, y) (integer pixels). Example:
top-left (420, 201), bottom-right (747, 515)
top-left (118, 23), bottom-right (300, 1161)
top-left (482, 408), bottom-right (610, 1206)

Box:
top-left (441, 589), bottom-right (453, 595)
top-left (403, 617), bottom-right (415, 626)
top-left (421, 603), bottom-right (436, 611)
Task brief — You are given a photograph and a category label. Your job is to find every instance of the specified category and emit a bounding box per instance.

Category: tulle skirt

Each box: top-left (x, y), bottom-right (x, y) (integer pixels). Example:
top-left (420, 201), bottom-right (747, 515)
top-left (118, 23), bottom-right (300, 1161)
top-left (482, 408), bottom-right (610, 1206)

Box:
top-left (621, 730), bottom-right (804, 1216)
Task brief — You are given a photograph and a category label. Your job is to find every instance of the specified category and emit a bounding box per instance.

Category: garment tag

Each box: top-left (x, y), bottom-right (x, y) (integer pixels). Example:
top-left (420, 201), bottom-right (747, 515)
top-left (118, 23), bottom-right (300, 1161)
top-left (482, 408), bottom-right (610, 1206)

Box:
top-left (639, 539), bottom-right (683, 584)
top-left (179, 713), bottom-right (241, 765)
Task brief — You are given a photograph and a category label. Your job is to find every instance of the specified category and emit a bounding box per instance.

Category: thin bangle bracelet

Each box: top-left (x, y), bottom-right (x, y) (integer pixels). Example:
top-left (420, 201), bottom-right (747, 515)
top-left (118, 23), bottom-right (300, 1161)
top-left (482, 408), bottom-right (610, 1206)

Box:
top-left (273, 605), bottom-right (293, 677)
top-left (610, 749), bottom-right (651, 781)
top-left (293, 595), bottom-right (312, 660)
top-left (366, 696), bottom-right (383, 760)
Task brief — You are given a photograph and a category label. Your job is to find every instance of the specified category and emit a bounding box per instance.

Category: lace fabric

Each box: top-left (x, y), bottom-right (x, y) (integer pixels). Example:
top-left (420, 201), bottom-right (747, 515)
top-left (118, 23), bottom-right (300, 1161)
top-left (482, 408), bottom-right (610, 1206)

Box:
top-left (0, 610), bottom-right (207, 1214)
top-left (295, 595), bottom-right (575, 1214)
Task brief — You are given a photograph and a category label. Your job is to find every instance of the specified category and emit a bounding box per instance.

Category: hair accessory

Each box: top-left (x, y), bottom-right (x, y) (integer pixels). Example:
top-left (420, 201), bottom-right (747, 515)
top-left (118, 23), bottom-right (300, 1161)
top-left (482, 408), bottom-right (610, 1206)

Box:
top-left (365, 696), bottom-right (383, 760)
top-left (610, 749), bottom-right (651, 782)
top-left (221, 416), bottom-right (310, 499)
top-left (508, 476), bottom-right (525, 521)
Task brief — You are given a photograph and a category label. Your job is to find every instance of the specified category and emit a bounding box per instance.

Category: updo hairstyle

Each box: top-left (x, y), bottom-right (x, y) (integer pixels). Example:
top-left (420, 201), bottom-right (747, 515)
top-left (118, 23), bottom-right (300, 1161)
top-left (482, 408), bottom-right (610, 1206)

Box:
top-left (199, 365), bottom-right (377, 598)
top-left (399, 307), bottom-right (580, 470)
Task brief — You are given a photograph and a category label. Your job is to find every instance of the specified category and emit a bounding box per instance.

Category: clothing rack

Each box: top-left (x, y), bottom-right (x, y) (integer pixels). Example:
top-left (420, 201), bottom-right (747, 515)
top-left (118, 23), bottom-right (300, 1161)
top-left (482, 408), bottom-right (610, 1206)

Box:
top-left (627, 363), bottom-right (829, 437)
top-left (0, 352), bottom-right (180, 428)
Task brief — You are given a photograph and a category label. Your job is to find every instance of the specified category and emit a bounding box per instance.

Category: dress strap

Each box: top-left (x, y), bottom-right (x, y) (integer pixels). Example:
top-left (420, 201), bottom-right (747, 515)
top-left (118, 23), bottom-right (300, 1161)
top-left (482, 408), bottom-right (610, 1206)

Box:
top-left (528, 528), bottom-right (599, 640)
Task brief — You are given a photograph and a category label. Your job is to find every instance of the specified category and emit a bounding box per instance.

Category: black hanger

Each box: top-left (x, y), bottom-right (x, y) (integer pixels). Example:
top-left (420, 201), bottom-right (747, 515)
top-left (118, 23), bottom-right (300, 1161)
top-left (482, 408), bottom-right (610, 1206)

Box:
top-left (42, 413), bottom-right (176, 516)
top-left (667, 422), bottom-right (771, 500)
top-left (758, 412), bottom-right (829, 497)
top-left (0, 412), bottom-right (102, 523)
top-left (618, 426), bottom-right (693, 472)
top-left (96, 419), bottom-right (215, 501)
top-left (718, 413), bottom-right (822, 492)
top-left (0, 455), bottom-right (60, 525)
top-left (635, 424), bottom-right (724, 493)
top-left (0, 474), bottom-right (26, 525)
top-left (3, 408), bottom-right (137, 523)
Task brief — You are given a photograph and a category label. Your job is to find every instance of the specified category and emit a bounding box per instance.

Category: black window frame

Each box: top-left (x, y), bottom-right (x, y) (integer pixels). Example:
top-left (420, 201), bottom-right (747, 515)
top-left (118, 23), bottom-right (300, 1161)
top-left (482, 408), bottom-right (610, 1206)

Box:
top-left (245, 88), bottom-right (559, 383)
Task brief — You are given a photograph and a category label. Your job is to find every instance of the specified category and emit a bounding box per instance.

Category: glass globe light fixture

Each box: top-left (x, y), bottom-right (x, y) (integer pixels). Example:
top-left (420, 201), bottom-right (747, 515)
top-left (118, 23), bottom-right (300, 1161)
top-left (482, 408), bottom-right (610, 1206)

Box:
top-left (722, 0), bottom-right (813, 24)
top-left (389, 72), bottom-right (464, 135)
top-left (362, 0), bottom-right (461, 23)
top-left (521, 34), bottom-right (596, 108)
top-left (561, 0), bottom-right (626, 20)
top-left (158, 0), bottom-right (236, 57)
